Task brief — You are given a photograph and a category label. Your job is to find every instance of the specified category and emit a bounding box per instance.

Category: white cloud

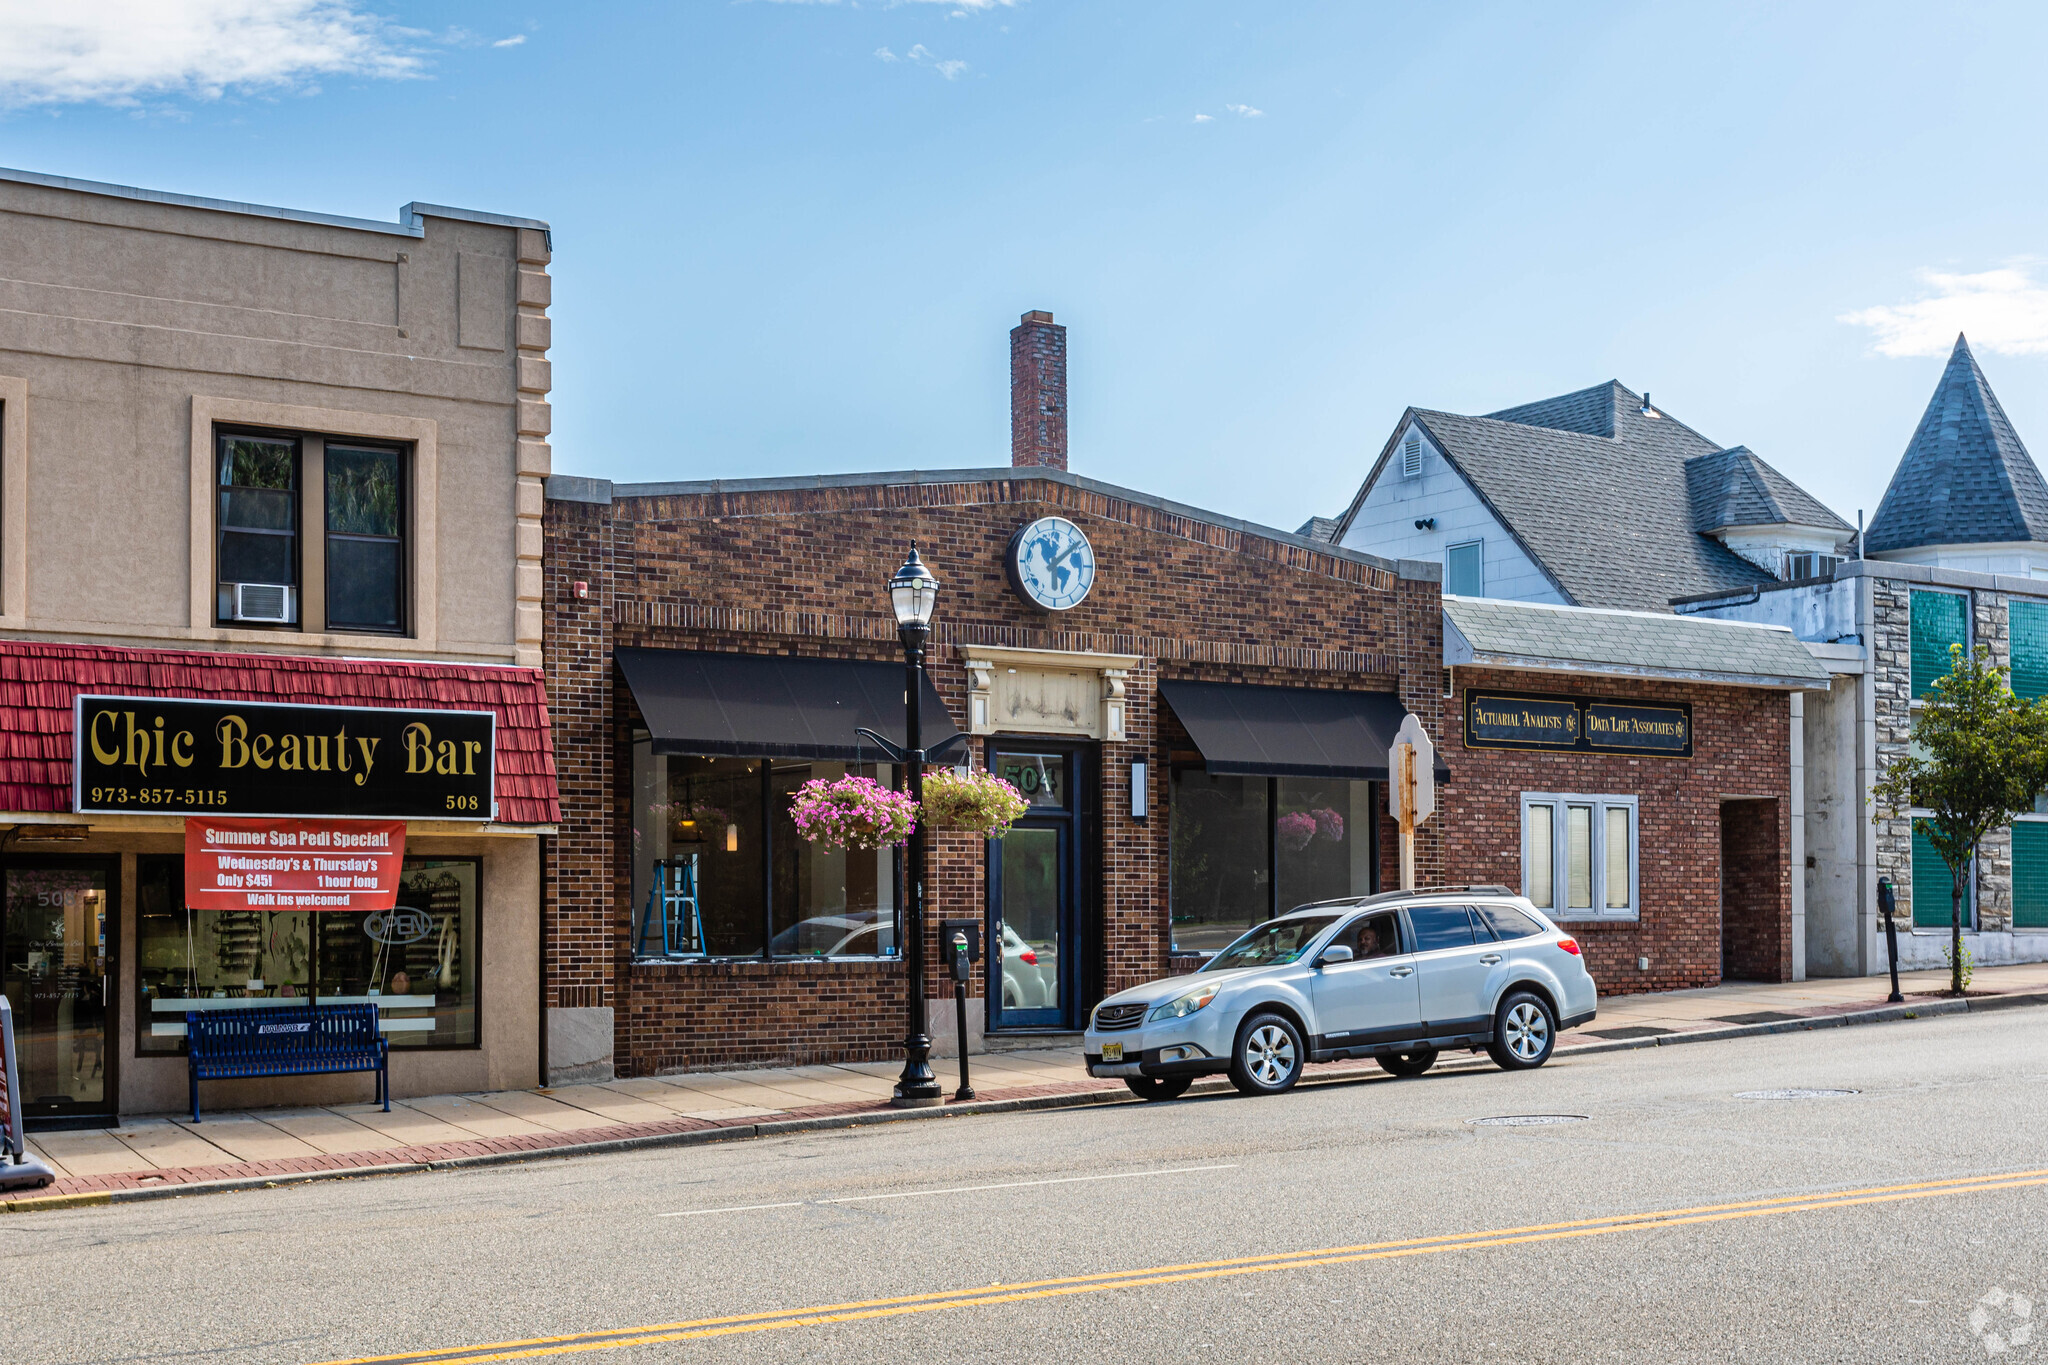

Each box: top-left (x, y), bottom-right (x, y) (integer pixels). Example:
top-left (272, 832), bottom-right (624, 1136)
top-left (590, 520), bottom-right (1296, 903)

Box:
top-left (1192, 113), bottom-right (1213, 123)
top-left (1225, 103), bottom-right (1263, 117)
top-left (875, 46), bottom-right (899, 61)
top-left (879, 43), bottom-right (967, 79)
top-left (1842, 265), bottom-right (2048, 358)
top-left (492, 34), bottom-right (525, 48)
top-left (934, 59), bottom-right (967, 79)
top-left (0, 0), bottom-right (423, 107)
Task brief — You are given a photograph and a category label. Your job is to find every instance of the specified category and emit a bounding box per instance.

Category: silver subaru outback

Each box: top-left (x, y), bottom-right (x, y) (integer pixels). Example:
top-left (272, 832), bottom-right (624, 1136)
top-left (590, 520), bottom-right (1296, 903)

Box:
top-left (1084, 887), bottom-right (1599, 1100)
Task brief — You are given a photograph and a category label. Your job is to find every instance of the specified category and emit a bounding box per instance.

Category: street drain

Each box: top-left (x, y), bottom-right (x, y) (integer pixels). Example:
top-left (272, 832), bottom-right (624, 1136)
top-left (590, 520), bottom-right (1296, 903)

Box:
top-left (1468, 1114), bottom-right (1588, 1127)
top-left (1736, 1088), bottom-right (1859, 1100)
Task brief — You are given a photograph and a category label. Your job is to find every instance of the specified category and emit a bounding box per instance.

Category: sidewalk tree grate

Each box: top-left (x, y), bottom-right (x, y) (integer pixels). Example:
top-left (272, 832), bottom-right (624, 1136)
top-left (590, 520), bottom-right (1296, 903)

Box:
top-left (1736, 1089), bottom-right (1859, 1100)
top-left (1468, 1115), bottom-right (1588, 1127)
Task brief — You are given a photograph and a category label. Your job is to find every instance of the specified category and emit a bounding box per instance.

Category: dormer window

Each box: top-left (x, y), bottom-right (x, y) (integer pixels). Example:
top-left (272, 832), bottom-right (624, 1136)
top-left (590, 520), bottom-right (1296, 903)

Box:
top-left (1401, 433), bottom-right (1424, 479)
top-left (1784, 552), bottom-right (1841, 582)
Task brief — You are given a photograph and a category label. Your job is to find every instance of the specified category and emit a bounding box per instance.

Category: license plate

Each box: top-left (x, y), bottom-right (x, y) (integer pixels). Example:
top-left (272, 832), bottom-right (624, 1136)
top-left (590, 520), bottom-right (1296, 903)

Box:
top-left (1100, 1043), bottom-right (1123, 1063)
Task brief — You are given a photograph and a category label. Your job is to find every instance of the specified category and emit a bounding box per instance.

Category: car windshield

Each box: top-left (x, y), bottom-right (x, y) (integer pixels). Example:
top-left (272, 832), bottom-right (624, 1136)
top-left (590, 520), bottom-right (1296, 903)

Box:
top-left (1201, 916), bottom-right (1339, 971)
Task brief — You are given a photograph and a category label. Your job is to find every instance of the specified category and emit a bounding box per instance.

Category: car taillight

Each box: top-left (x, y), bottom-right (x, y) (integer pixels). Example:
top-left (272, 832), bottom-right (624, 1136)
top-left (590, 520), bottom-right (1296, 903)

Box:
top-left (1556, 937), bottom-right (1581, 955)
top-left (1021, 950), bottom-right (1038, 965)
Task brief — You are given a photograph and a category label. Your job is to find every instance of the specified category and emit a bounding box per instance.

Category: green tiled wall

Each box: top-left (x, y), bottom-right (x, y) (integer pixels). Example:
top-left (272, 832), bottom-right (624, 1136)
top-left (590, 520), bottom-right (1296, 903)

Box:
top-left (2014, 821), bottom-right (2048, 930)
top-left (1911, 590), bottom-right (1969, 698)
top-left (2013, 600), bottom-right (2048, 700)
top-left (1911, 821), bottom-right (1970, 929)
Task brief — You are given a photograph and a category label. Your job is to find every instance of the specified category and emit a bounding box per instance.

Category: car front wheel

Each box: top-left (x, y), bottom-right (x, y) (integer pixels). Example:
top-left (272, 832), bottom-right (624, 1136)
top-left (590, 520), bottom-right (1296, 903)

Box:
top-left (1125, 1075), bottom-right (1193, 1102)
top-left (1228, 1013), bottom-right (1305, 1096)
top-left (1376, 1049), bottom-right (1438, 1078)
top-left (1487, 991), bottom-right (1557, 1070)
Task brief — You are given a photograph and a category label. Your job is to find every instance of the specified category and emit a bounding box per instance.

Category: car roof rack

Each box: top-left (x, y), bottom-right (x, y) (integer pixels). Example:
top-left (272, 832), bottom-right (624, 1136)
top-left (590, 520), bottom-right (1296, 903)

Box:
top-left (1287, 885), bottom-right (1519, 912)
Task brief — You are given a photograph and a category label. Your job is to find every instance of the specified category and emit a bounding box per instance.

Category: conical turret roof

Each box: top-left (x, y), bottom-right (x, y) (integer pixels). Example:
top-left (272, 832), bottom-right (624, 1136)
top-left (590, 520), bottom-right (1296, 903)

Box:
top-left (1865, 334), bottom-right (2048, 553)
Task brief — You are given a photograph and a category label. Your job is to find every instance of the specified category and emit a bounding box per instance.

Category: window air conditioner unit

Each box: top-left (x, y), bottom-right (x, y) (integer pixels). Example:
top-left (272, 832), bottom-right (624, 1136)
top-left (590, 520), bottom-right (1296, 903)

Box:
top-left (230, 582), bottom-right (294, 623)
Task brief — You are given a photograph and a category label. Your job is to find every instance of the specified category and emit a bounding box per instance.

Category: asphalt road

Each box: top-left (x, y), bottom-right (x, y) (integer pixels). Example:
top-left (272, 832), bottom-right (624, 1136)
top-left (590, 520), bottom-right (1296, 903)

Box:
top-left (7, 1008), bottom-right (2048, 1364)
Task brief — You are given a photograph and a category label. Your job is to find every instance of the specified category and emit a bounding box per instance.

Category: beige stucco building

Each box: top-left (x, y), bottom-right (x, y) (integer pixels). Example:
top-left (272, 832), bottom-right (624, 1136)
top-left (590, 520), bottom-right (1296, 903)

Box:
top-left (0, 167), bottom-right (559, 1123)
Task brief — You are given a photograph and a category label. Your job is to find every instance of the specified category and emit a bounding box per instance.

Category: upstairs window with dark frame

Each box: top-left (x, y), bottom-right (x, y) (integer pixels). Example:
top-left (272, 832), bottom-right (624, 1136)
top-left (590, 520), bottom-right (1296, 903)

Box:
top-left (326, 445), bottom-right (406, 632)
top-left (216, 433), bottom-right (300, 625)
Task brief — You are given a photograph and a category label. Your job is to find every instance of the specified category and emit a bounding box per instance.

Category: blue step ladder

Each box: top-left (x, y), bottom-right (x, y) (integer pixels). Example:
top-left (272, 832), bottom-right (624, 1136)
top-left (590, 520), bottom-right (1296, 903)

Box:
top-left (635, 856), bottom-right (705, 958)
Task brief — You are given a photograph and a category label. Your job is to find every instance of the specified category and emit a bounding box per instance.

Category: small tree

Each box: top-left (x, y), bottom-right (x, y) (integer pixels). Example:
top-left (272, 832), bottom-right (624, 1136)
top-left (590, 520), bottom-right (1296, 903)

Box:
top-left (1871, 643), bottom-right (2048, 994)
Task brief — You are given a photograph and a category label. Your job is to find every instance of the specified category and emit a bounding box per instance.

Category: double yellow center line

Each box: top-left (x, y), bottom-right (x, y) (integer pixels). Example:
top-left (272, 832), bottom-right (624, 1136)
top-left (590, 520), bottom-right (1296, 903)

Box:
top-left (314, 1167), bottom-right (2048, 1365)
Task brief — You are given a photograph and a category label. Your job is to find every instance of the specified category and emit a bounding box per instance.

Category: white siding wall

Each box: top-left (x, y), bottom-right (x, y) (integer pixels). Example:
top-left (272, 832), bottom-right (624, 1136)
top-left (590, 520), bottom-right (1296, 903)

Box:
top-left (1337, 422), bottom-right (1565, 603)
top-left (1881, 543), bottom-right (2048, 578)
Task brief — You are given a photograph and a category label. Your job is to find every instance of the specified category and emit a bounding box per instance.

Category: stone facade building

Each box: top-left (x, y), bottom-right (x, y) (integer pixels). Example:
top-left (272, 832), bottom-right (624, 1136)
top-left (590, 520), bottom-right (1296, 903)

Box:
top-left (1685, 337), bottom-right (2048, 972)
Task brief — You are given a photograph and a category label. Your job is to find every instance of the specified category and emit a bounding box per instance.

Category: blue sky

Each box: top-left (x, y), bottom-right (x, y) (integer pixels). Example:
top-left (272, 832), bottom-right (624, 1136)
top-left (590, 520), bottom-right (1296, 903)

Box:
top-left (6, 1), bottom-right (2048, 535)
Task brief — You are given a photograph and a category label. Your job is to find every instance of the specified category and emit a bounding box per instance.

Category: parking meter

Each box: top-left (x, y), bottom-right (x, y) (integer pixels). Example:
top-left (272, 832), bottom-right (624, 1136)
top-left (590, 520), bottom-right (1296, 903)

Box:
top-left (1877, 877), bottom-right (1903, 1003)
top-left (939, 918), bottom-right (980, 1101)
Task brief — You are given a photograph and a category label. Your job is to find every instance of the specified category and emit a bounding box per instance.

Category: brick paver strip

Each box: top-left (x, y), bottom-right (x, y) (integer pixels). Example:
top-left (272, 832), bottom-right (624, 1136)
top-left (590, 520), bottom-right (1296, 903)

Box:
top-left (9, 986), bottom-right (2046, 1213)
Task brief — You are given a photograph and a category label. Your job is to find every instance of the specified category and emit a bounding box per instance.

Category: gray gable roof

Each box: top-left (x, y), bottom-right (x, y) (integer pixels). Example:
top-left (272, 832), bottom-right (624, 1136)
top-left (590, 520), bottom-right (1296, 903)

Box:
top-left (1865, 334), bottom-right (2048, 554)
top-left (1443, 595), bottom-right (1829, 689)
top-left (1686, 446), bottom-right (1854, 535)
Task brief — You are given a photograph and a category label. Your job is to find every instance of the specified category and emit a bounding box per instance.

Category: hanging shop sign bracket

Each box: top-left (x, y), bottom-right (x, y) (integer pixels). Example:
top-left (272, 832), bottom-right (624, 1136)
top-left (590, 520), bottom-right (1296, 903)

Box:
top-left (72, 695), bottom-right (495, 819)
top-left (1392, 713), bottom-right (1436, 892)
top-left (851, 726), bottom-right (970, 767)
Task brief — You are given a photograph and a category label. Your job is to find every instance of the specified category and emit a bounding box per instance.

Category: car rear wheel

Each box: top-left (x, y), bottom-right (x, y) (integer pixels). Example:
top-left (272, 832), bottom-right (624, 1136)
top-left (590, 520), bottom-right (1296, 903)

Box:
top-left (1376, 1049), bottom-right (1438, 1078)
top-left (1125, 1075), bottom-right (1193, 1102)
top-left (1228, 1013), bottom-right (1304, 1096)
top-left (1486, 991), bottom-right (1557, 1070)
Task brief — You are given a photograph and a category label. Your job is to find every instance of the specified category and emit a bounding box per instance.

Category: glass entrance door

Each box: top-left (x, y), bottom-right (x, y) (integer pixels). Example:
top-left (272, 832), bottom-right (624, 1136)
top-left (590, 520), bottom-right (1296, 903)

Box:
top-left (988, 747), bottom-right (1081, 1030)
top-left (2, 862), bottom-right (115, 1122)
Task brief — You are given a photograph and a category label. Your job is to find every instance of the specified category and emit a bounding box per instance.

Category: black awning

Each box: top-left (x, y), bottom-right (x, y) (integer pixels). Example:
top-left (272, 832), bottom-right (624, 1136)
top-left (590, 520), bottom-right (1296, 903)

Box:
top-left (617, 647), bottom-right (963, 762)
top-left (1159, 680), bottom-right (1422, 781)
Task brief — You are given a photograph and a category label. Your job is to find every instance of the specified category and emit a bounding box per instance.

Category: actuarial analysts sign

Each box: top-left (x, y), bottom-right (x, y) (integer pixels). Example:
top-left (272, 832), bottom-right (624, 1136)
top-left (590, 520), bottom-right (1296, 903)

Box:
top-left (185, 816), bottom-right (406, 913)
top-left (74, 696), bottom-right (494, 819)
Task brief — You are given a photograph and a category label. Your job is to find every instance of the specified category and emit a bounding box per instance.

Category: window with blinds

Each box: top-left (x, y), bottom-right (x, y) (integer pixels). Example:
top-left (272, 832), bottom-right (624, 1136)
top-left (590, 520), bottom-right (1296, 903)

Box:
top-left (1522, 793), bottom-right (1637, 919)
top-left (1910, 821), bottom-right (1970, 929)
top-left (2012, 821), bottom-right (2048, 931)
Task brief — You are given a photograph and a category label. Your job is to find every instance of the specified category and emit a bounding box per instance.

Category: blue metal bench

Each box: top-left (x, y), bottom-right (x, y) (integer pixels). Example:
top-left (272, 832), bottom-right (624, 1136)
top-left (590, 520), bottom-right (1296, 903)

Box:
top-left (185, 1004), bottom-right (388, 1123)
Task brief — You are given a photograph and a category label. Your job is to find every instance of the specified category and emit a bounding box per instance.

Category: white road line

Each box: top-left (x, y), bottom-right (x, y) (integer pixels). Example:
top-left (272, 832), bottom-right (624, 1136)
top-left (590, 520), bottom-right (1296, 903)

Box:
top-left (656, 1164), bottom-right (1239, 1218)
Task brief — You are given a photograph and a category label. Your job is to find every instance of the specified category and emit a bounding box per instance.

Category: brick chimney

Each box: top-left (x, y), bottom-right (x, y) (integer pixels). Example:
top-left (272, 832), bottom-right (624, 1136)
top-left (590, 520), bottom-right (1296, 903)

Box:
top-left (1010, 309), bottom-right (1068, 470)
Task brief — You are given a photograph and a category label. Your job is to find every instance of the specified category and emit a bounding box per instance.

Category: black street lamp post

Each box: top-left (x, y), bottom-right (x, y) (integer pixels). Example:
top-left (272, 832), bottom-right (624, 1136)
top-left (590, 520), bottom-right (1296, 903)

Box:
top-left (885, 546), bottom-right (944, 1108)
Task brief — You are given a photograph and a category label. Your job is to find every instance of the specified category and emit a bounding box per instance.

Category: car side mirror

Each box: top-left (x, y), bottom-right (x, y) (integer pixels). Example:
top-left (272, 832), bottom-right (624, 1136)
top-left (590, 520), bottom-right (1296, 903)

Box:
top-left (1317, 945), bottom-right (1354, 967)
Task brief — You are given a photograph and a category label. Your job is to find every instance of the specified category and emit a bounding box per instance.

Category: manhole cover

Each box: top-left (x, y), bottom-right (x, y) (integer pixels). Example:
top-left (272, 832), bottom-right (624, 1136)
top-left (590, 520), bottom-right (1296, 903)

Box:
top-left (1736, 1088), bottom-right (1859, 1100)
top-left (1468, 1114), bottom-right (1589, 1127)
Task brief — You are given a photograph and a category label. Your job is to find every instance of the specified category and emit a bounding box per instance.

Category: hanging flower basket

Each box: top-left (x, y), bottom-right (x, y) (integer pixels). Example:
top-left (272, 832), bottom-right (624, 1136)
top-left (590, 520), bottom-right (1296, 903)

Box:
top-left (1276, 810), bottom-right (1317, 853)
top-left (919, 768), bottom-right (1031, 839)
top-left (787, 775), bottom-right (917, 851)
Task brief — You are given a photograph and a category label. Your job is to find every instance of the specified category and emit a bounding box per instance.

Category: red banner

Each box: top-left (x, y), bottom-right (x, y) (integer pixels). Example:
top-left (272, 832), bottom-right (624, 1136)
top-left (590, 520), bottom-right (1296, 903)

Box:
top-left (184, 817), bottom-right (407, 913)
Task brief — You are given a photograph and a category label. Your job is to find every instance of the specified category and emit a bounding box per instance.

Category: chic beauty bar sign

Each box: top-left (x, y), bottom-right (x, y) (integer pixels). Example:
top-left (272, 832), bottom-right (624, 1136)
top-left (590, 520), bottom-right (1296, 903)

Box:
top-left (1464, 689), bottom-right (1693, 758)
top-left (73, 696), bottom-right (495, 819)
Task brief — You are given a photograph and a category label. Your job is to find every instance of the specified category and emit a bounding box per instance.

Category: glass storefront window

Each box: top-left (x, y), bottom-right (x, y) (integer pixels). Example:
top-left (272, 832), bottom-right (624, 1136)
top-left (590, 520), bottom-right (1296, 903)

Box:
top-left (630, 741), bottom-right (899, 959)
top-left (1275, 777), bottom-right (1376, 911)
top-left (1169, 770), bottom-right (1269, 954)
top-left (772, 761), bottom-right (897, 956)
top-left (1170, 770), bottom-right (1378, 953)
top-left (134, 855), bottom-right (479, 1053)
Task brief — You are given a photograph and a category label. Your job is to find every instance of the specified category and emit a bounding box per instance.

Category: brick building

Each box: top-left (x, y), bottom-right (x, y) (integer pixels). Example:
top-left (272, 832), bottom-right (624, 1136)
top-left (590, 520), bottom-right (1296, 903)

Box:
top-left (1439, 597), bottom-right (1827, 992)
top-left (538, 310), bottom-right (1825, 1082)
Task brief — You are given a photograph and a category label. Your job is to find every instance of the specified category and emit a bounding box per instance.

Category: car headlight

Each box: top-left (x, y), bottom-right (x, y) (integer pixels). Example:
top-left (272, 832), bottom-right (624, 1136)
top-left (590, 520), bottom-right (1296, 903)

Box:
top-left (1148, 983), bottom-right (1220, 1022)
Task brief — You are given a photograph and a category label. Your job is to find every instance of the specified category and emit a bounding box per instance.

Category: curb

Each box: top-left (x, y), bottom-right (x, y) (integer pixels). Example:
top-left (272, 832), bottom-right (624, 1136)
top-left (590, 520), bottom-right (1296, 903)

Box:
top-left (9, 989), bottom-right (2045, 1214)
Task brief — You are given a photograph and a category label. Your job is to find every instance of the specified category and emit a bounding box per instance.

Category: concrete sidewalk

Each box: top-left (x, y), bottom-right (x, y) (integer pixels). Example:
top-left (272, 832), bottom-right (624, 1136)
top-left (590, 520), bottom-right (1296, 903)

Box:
top-left (9, 961), bottom-right (2048, 1211)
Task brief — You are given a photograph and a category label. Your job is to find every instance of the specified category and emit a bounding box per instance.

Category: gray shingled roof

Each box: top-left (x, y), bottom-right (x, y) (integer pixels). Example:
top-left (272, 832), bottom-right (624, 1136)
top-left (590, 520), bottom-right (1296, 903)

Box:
top-left (1865, 334), bottom-right (2048, 553)
top-left (1335, 380), bottom-right (1851, 611)
top-left (1686, 446), bottom-right (1854, 535)
top-left (1294, 515), bottom-right (1340, 544)
top-left (1442, 595), bottom-right (1830, 688)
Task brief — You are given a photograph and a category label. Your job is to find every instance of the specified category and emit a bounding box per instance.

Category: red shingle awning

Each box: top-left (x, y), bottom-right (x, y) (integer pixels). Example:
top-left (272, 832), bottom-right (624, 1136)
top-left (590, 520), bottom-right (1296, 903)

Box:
top-left (0, 640), bottom-right (557, 825)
